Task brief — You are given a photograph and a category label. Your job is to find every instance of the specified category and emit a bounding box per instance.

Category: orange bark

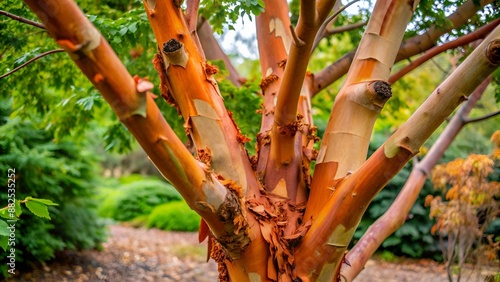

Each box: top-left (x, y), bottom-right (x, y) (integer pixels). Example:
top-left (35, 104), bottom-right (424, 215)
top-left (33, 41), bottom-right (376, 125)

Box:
top-left (19, 0), bottom-right (500, 281)
top-left (20, 0), bottom-right (235, 239)
top-left (307, 0), bottom-right (417, 221)
top-left (142, 0), bottom-right (262, 199)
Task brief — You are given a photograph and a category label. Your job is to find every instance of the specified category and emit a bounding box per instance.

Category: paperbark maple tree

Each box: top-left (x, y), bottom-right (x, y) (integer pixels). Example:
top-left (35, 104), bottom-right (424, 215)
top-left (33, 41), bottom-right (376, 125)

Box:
top-left (13, 0), bottom-right (500, 281)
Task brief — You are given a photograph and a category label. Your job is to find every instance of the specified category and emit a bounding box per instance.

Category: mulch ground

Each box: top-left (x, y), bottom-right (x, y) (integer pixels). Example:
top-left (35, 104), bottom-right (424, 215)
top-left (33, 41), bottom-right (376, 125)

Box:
top-left (6, 225), bottom-right (498, 281)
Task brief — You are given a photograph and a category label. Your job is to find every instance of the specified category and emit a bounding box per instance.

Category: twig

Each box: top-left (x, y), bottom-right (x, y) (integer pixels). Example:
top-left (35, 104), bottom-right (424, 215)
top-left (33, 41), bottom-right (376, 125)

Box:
top-left (289, 24), bottom-right (306, 46)
top-left (389, 19), bottom-right (500, 84)
top-left (463, 110), bottom-right (500, 124)
top-left (313, 0), bottom-right (360, 50)
top-left (0, 9), bottom-right (45, 29)
top-left (0, 49), bottom-right (64, 79)
top-left (324, 21), bottom-right (366, 36)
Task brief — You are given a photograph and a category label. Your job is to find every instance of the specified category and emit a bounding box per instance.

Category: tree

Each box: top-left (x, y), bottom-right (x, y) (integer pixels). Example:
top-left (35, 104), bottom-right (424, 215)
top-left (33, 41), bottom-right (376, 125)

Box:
top-left (2, 0), bottom-right (500, 281)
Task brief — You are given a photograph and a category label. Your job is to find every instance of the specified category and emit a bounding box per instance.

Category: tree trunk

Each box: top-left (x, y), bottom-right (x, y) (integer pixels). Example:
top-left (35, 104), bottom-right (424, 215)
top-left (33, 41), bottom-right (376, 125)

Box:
top-left (21, 0), bottom-right (500, 281)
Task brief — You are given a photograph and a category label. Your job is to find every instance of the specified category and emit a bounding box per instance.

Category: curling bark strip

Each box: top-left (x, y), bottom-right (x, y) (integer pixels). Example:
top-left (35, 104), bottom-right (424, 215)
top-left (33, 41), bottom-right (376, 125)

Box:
top-left (21, 0), bottom-right (237, 240)
top-left (296, 25), bottom-right (500, 282)
top-left (143, 0), bottom-right (258, 197)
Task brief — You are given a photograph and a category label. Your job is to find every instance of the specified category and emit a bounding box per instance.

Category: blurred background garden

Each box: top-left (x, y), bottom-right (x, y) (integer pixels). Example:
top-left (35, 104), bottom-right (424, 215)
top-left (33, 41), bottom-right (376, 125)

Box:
top-left (1, 0), bottom-right (499, 281)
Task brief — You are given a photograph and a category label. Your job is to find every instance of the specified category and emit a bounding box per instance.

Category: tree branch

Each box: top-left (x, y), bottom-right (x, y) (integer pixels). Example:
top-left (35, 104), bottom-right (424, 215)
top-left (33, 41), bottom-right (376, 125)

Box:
top-left (0, 9), bottom-right (45, 29)
top-left (22, 0), bottom-right (252, 259)
top-left (271, 0), bottom-right (337, 165)
top-left (323, 21), bottom-right (366, 36)
top-left (463, 109), bottom-right (500, 124)
top-left (296, 14), bottom-right (500, 282)
top-left (342, 75), bottom-right (492, 281)
top-left (389, 19), bottom-right (500, 84)
top-left (143, 0), bottom-right (260, 199)
top-left (313, 0), bottom-right (361, 50)
top-left (185, 0), bottom-right (200, 32)
top-left (0, 49), bottom-right (64, 79)
top-left (311, 0), bottom-right (495, 96)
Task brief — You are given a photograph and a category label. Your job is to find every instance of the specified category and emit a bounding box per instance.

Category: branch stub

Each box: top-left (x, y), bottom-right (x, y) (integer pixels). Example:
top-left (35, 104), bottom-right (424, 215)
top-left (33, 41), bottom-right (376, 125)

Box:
top-left (161, 39), bottom-right (188, 68)
top-left (486, 39), bottom-right (500, 65)
top-left (370, 81), bottom-right (392, 100)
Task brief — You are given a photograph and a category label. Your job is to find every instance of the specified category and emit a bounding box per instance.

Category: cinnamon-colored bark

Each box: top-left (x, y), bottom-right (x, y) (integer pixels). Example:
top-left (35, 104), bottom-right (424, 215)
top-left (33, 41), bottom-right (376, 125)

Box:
top-left (19, 0), bottom-right (500, 281)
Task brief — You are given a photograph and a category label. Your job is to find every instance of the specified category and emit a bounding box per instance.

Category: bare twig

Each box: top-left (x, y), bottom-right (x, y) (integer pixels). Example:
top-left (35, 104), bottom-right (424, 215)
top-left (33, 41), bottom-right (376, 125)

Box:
top-left (290, 24), bottom-right (306, 46)
top-left (0, 49), bottom-right (64, 79)
top-left (389, 19), bottom-right (500, 84)
top-left (0, 9), bottom-right (45, 29)
top-left (324, 21), bottom-right (366, 36)
top-left (463, 109), bottom-right (500, 124)
top-left (313, 0), bottom-right (360, 50)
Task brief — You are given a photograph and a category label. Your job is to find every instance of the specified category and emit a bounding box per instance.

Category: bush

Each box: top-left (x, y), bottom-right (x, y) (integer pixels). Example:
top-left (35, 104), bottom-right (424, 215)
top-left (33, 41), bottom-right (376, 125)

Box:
top-left (147, 201), bottom-right (200, 232)
top-left (97, 178), bottom-right (182, 222)
top-left (0, 114), bottom-right (107, 277)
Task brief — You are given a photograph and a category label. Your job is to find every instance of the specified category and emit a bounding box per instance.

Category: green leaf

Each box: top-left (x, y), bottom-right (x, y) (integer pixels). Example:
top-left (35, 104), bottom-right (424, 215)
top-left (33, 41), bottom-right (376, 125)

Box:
top-left (0, 220), bottom-right (10, 236)
top-left (25, 201), bottom-right (51, 219)
top-left (0, 235), bottom-right (8, 252)
top-left (119, 27), bottom-right (128, 35)
top-left (15, 200), bottom-right (22, 217)
top-left (27, 197), bottom-right (58, 206)
top-left (128, 23), bottom-right (137, 33)
top-left (0, 209), bottom-right (9, 219)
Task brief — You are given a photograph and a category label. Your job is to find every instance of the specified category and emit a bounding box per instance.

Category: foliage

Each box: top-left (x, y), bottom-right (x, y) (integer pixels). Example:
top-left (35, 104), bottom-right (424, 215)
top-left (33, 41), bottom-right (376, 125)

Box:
top-left (199, 0), bottom-right (265, 33)
top-left (147, 201), bottom-right (201, 232)
top-left (0, 102), bottom-right (106, 277)
top-left (0, 0), bottom-right (186, 153)
top-left (0, 197), bottom-right (58, 251)
top-left (97, 178), bottom-right (182, 222)
top-left (213, 60), bottom-right (262, 154)
top-left (426, 135), bottom-right (500, 281)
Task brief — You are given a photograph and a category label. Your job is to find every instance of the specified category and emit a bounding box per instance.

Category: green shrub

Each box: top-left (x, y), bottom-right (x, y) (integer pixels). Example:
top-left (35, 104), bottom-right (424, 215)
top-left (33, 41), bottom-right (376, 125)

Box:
top-left (98, 179), bottom-right (181, 222)
top-left (96, 187), bottom-right (124, 219)
top-left (0, 114), bottom-right (107, 277)
top-left (147, 201), bottom-right (200, 232)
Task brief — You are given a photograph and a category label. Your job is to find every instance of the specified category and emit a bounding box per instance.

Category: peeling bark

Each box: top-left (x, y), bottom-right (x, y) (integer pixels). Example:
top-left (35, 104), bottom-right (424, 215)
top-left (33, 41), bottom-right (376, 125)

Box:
top-left (20, 0), bottom-right (500, 280)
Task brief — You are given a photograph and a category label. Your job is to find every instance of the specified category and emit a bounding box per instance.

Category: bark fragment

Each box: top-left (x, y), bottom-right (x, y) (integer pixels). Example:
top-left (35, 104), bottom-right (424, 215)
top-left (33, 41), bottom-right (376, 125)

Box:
top-left (260, 74), bottom-right (279, 92)
top-left (247, 196), bottom-right (310, 281)
top-left (152, 53), bottom-right (181, 114)
top-left (213, 179), bottom-right (250, 258)
top-left (197, 147), bottom-right (212, 167)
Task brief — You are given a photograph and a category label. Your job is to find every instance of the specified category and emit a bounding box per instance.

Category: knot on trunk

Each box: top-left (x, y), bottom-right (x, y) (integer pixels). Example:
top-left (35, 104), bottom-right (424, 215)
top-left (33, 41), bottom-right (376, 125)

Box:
top-left (486, 39), bottom-right (500, 65)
